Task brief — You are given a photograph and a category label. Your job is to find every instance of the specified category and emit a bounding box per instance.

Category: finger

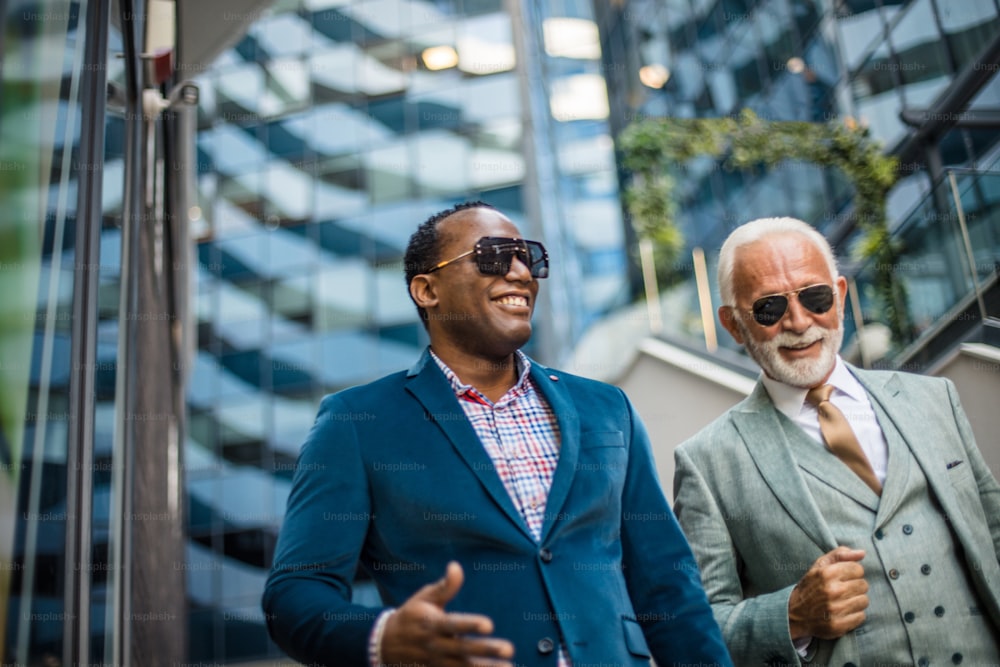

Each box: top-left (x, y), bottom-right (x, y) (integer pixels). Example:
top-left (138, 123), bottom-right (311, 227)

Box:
top-left (412, 561), bottom-right (465, 607)
top-left (437, 611), bottom-right (496, 637)
top-left (829, 546), bottom-right (865, 563)
top-left (429, 634), bottom-right (515, 661)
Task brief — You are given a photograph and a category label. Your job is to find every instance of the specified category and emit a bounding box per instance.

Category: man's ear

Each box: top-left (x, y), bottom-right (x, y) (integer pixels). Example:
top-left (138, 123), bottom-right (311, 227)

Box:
top-left (718, 305), bottom-right (745, 345)
top-left (835, 275), bottom-right (849, 319)
top-left (410, 275), bottom-right (439, 312)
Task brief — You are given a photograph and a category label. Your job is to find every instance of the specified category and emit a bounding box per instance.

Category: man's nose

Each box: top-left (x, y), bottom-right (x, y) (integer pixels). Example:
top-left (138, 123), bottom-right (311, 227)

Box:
top-left (781, 295), bottom-right (812, 332)
top-left (505, 254), bottom-right (533, 281)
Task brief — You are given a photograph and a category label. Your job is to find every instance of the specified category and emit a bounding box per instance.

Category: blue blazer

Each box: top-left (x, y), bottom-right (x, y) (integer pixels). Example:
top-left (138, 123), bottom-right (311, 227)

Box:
top-left (262, 349), bottom-right (731, 667)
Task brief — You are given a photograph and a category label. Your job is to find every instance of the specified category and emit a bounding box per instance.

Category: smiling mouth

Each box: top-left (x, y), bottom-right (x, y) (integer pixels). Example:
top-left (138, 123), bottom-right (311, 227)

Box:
top-left (782, 339), bottom-right (820, 351)
top-left (495, 295), bottom-right (528, 307)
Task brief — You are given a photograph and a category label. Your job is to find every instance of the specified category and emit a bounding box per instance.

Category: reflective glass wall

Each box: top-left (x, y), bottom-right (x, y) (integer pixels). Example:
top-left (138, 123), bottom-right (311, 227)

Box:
top-left (614, 0), bottom-right (1000, 358)
top-left (1, 0), bottom-right (127, 662)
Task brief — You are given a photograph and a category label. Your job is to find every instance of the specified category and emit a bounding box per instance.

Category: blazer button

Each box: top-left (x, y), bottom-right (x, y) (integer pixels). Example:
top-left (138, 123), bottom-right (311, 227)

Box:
top-left (934, 605), bottom-right (945, 617)
top-left (889, 568), bottom-right (900, 579)
top-left (537, 637), bottom-right (555, 654)
top-left (904, 611), bottom-right (915, 623)
top-left (952, 653), bottom-right (963, 664)
top-left (918, 658), bottom-right (929, 667)
top-left (903, 524), bottom-right (913, 535)
top-left (539, 548), bottom-right (553, 563)
top-left (844, 663), bottom-right (858, 667)
top-left (921, 564), bottom-right (931, 575)
top-left (874, 528), bottom-right (884, 540)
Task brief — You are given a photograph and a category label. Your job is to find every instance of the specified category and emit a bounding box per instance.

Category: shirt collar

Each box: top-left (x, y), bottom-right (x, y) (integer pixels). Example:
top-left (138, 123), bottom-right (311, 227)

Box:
top-left (429, 348), bottom-right (532, 402)
top-left (760, 355), bottom-right (865, 419)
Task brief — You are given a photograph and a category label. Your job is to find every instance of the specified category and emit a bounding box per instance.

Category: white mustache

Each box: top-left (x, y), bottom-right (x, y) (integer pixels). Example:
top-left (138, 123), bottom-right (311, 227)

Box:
top-left (771, 328), bottom-right (826, 349)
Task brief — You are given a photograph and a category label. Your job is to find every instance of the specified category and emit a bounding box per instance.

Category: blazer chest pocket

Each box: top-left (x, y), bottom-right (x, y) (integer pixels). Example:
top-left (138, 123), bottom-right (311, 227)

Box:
top-left (580, 431), bottom-right (624, 449)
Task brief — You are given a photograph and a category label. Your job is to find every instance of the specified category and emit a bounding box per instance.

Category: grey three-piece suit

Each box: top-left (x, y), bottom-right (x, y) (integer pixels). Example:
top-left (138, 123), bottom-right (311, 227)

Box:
top-left (674, 364), bottom-right (1000, 666)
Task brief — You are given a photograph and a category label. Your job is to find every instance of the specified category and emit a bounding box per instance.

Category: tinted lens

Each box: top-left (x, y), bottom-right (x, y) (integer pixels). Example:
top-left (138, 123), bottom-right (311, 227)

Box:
top-left (798, 284), bottom-right (834, 314)
top-left (751, 295), bottom-right (789, 326)
top-left (525, 240), bottom-right (549, 278)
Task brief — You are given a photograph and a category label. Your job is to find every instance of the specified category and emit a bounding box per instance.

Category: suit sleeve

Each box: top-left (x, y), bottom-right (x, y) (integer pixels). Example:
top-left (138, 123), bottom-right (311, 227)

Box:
top-left (618, 392), bottom-right (733, 667)
top-left (674, 444), bottom-right (803, 666)
top-left (261, 394), bottom-right (383, 667)
top-left (945, 378), bottom-right (1000, 559)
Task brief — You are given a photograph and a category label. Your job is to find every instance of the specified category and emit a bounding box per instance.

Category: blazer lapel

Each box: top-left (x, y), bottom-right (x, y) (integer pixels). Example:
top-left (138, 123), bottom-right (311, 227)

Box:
top-left (404, 351), bottom-right (535, 544)
top-left (732, 383), bottom-right (838, 552)
top-left (855, 369), bottom-right (972, 535)
top-left (788, 419), bottom-right (880, 513)
top-left (530, 364), bottom-right (580, 544)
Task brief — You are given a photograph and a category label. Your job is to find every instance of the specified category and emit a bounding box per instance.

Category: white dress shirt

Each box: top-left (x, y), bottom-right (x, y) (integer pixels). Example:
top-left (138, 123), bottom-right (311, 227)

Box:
top-left (761, 355), bottom-right (888, 484)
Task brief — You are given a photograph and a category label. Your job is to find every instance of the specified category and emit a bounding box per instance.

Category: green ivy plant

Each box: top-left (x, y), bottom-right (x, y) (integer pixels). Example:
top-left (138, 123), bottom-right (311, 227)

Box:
top-left (619, 108), bottom-right (910, 342)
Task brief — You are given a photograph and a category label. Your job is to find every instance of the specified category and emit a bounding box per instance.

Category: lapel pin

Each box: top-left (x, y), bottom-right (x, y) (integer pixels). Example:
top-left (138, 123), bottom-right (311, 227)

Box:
top-left (549, 374), bottom-right (559, 381)
top-left (946, 460), bottom-right (964, 469)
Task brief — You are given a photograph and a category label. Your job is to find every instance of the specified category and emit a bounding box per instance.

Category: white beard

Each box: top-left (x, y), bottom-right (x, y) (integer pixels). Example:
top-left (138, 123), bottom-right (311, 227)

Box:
top-left (739, 321), bottom-right (843, 388)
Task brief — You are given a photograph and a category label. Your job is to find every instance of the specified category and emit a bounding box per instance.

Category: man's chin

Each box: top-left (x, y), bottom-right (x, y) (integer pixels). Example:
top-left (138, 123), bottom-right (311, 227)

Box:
top-left (764, 356), bottom-right (833, 388)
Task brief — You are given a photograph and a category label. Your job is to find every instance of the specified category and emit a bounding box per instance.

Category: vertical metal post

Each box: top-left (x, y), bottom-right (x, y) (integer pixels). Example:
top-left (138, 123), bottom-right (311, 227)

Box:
top-left (948, 170), bottom-right (988, 319)
top-left (109, 0), bottom-right (144, 664)
top-left (64, 0), bottom-right (110, 664)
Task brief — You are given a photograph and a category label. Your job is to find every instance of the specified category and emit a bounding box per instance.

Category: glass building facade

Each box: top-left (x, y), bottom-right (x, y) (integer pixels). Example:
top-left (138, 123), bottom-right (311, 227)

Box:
top-left (608, 0), bottom-right (1000, 359)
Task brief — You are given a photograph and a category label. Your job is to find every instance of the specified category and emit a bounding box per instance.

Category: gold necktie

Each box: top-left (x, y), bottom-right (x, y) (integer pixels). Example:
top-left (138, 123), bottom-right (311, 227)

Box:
top-left (806, 384), bottom-right (882, 496)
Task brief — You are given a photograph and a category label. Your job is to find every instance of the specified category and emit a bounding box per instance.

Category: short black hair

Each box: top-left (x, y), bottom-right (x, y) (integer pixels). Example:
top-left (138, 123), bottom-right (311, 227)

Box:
top-left (404, 200), bottom-right (497, 326)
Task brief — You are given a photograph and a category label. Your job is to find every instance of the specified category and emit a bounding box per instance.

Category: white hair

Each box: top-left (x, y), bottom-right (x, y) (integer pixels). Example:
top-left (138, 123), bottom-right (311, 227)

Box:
top-left (717, 217), bottom-right (839, 306)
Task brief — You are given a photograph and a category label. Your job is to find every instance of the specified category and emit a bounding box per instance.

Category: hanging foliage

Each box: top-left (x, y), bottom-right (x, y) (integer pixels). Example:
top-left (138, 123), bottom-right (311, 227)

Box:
top-left (619, 108), bottom-right (910, 341)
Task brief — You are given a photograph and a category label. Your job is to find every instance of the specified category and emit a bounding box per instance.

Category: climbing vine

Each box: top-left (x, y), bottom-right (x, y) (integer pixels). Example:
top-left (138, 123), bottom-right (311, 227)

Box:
top-left (619, 109), bottom-right (910, 341)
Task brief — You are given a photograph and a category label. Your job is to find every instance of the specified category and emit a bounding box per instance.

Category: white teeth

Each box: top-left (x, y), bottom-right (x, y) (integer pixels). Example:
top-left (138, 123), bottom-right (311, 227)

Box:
top-left (496, 295), bottom-right (527, 307)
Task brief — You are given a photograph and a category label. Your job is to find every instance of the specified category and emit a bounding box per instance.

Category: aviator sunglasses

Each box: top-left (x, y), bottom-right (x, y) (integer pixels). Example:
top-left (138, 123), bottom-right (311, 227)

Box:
top-left (747, 283), bottom-right (835, 326)
top-left (426, 236), bottom-right (550, 279)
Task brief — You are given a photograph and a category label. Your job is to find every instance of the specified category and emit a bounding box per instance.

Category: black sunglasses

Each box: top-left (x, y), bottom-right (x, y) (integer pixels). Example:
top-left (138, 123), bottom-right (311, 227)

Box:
top-left (748, 283), bottom-right (835, 326)
top-left (426, 236), bottom-right (550, 279)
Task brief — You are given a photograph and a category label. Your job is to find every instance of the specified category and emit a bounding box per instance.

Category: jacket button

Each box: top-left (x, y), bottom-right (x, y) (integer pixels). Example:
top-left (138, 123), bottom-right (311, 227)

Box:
top-left (874, 528), bottom-right (884, 540)
top-left (537, 637), bottom-right (555, 654)
top-left (904, 611), bottom-right (915, 623)
top-left (539, 549), bottom-right (553, 563)
top-left (844, 663), bottom-right (858, 667)
top-left (934, 605), bottom-right (945, 617)
top-left (921, 564), bottom-right (931, 575)
top-left (953, 653), bottom-right (963, 664)
top-left (918, 658), bottom-right (929, 667)
top-left (889, 568), bottom-right (900, 579)
top-left (903, 524), bottom-right (913, 535)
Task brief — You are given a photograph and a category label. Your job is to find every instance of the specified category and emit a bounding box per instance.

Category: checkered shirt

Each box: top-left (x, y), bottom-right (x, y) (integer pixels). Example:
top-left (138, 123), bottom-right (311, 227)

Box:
top-left (431, 349), bottom-right (570, 667)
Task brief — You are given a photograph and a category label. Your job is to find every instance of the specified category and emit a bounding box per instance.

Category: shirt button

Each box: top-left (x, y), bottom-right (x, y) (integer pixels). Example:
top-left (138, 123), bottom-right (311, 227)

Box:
top-left (934, 605), bottom-right (945, 617)
top-left (537, 637), bottom-right (555, 654)
top-left (539, 549), bottom-right (553, 563)
top-left (889, 568), bottom-right (900, 579)
top-left (903, 524), bottom-right (913, 535)
top-left (921, 564), bottom-right (931, 575)
top-left (904, 611), bottom-right (915, 623)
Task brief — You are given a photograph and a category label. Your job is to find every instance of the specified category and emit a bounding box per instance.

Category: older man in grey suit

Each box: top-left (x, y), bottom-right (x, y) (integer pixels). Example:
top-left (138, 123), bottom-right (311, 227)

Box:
top-left (674, 217), bottom-right (1000, 666)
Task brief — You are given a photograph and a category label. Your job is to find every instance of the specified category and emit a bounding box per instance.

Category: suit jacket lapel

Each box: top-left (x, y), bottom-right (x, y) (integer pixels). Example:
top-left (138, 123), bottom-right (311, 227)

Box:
top-left (854, 368), bottom-right (970, 534)
top-left (404, 351), bottom-right (536, 544)
top-left (733, 383), bottom-right (838, 552)
top-left (785, 416), bottom-right (880, 513)
top-left (529, 365), bottom-right (580, 544)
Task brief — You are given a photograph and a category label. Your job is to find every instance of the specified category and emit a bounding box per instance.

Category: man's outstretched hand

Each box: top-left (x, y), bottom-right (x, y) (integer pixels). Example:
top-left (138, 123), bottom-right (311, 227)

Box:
top-left (381, 561), bottom-right (516, 667)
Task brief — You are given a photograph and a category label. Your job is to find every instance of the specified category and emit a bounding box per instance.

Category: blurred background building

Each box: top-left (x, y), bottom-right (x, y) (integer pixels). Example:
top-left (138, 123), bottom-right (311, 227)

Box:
top-left (2, 0), bottom-right (998, 665)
